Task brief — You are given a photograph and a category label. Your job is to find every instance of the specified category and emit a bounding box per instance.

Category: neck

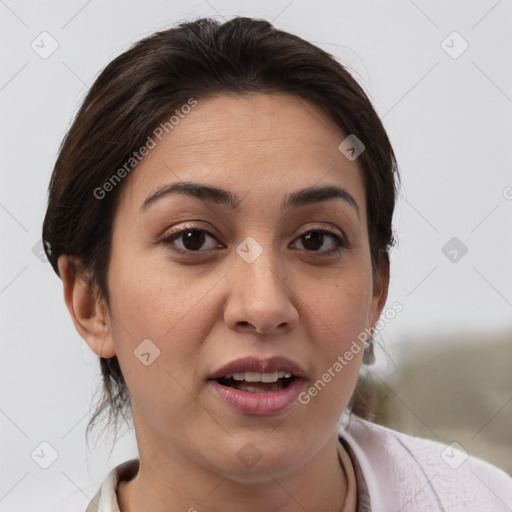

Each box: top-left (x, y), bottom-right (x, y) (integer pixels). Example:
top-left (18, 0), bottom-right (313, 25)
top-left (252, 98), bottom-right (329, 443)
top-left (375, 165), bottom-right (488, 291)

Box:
top-left (117, 431), bottom-right (349, 512)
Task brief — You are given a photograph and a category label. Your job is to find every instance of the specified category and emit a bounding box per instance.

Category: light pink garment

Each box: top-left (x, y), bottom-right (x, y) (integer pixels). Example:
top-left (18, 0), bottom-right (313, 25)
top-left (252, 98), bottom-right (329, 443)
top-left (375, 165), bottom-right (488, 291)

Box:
top-left (341, 416), bottom-right (512, 512)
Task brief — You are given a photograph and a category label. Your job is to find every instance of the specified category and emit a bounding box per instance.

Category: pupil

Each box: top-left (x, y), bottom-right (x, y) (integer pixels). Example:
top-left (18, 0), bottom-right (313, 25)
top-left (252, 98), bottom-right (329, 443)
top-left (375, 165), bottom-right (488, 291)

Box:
top-left (183, 230), bottom-right (205, 250)
top-left (303, 232), bottom-right (323, 251)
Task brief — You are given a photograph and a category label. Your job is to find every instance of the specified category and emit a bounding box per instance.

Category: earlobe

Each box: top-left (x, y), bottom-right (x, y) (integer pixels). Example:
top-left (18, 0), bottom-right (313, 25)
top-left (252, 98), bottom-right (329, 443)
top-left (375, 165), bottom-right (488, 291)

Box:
top-left (57, 254), bottom-right (116, 358)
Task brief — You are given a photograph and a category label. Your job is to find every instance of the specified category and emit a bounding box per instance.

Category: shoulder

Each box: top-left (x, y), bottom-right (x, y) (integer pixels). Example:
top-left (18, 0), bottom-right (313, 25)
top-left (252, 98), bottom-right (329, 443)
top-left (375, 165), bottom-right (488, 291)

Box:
top-left (84, 459), bottom-right (139, 512)
top-left (339, 415), bottom-right (512, 512)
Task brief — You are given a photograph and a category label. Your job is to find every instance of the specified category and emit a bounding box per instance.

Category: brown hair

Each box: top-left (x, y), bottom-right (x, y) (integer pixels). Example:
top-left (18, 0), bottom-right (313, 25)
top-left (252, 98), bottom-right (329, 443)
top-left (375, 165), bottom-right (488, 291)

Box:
top-left (42, 16), bottom-right (399, 442)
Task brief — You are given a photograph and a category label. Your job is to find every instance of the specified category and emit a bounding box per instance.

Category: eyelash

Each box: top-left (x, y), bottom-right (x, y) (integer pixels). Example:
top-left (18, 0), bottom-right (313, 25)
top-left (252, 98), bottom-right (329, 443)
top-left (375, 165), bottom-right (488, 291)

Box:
top-left (160, 223), bottom-right (346, 257)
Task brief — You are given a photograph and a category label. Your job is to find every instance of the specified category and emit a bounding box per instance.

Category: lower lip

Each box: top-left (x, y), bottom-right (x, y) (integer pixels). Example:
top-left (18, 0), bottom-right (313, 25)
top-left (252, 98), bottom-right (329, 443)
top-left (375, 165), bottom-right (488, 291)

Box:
top-left (209, 378), bottom-right (305, 415)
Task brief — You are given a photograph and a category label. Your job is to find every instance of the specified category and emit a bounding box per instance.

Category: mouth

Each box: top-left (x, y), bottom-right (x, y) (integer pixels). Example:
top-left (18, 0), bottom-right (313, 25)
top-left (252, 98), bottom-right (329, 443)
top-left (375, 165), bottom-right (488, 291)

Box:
top-left (216, 371), bottom-right (296, 393)
top-left (208, 356), bottom-right (307, 415)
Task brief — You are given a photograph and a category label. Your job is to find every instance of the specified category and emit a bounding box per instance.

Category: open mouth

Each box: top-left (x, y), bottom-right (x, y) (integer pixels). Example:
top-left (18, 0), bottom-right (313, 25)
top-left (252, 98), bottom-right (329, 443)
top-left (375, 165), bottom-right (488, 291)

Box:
top-left (209, 358), bottom-right (306, 414)
top-left (216, 371), bottom-right (296, 393)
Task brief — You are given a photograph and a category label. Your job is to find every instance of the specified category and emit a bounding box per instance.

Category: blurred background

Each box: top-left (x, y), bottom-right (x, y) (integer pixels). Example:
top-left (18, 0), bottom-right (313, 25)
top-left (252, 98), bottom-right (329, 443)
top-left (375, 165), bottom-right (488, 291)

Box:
top-left (0, 1), bottom-right (511, 510)
top-left (368, 331), bottom-right (512, 475)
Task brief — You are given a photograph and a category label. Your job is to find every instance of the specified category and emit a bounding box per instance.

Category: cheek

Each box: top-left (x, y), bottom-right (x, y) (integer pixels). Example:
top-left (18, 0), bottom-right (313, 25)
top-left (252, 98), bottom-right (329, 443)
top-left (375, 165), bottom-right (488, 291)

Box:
top-left (309, 268), bottom-right (374, 343)
top-left (300, 269), bottom-right (373, 403)
top-left (105, 259), bottom-right (209, 432)
top-left (106, 253), bottom-right (217, 381)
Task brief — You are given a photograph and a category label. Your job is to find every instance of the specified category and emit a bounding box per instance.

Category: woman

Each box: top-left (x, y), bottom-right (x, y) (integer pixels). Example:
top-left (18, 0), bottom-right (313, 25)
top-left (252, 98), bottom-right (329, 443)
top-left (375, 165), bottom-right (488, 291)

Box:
top-left (43, 16), bottom-right (512, 512)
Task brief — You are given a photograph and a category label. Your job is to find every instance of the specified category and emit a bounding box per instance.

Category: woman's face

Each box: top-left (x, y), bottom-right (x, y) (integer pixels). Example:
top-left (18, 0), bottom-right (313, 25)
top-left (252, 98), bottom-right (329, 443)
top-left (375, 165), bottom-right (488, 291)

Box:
top-left (101, 93), bottom-right (387, 479)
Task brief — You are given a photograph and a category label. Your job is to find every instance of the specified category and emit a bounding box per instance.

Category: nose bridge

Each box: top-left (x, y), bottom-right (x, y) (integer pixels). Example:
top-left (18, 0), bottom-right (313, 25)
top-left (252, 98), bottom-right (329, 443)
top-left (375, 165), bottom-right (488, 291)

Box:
top-left (224, 234), bottom-right (298, 334)
top-left (235, 234), bottom-right (286, 300)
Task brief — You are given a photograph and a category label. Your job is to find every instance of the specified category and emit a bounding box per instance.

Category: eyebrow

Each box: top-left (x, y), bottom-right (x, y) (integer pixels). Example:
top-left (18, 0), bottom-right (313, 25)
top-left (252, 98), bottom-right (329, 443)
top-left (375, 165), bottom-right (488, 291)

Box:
top-left (140, 181), bottom-right (360, 217)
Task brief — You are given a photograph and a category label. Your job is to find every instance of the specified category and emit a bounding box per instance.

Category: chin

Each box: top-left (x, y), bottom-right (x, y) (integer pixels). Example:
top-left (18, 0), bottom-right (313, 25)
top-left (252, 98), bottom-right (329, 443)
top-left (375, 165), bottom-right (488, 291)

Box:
top-left (203, 435), bottom-right (309, 483)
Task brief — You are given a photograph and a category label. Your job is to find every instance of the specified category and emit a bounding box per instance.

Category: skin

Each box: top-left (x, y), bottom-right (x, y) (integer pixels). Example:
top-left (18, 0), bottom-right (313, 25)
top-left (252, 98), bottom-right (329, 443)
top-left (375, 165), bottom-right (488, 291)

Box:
top-left (59, 92), bottom-right (389, 512)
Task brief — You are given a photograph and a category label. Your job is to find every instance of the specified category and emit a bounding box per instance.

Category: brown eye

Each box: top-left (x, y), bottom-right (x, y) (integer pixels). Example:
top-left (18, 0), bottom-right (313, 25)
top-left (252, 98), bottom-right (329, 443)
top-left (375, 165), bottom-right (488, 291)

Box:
top-left (162, 227), bottom-right (222, 253)
top-left (180, 230), bottom-right (207, 251)
top-left (302, 231), bottom-right (324, 251)
top-left (293, 230), bottom-right (345, 254)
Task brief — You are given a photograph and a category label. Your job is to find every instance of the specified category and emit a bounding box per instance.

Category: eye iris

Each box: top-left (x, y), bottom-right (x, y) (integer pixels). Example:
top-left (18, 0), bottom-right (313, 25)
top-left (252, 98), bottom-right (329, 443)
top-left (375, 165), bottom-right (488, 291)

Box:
top-left (183, 230), bottom-right (205, 250)
top-left (302, 231), bottom-right (324, 251)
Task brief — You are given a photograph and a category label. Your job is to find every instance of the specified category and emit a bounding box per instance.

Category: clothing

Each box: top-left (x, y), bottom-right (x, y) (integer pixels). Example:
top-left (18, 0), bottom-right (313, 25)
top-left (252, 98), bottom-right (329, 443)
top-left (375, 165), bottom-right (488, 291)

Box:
top-left (84, 416), bottom-right (512, 512)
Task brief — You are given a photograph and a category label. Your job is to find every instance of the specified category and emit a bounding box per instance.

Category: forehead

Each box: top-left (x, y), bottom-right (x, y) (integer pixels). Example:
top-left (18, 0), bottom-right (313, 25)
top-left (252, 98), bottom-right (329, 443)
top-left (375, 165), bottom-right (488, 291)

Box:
top-left (116, 92), bottom-right (366, 218)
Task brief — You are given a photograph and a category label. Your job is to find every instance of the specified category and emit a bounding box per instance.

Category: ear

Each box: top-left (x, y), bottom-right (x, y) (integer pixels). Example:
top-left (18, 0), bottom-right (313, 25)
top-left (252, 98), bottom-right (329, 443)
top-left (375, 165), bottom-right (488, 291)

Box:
top-left (58, 254), bottom-right (116, 358)
top-left (369, 257), bottom-right (390, 329)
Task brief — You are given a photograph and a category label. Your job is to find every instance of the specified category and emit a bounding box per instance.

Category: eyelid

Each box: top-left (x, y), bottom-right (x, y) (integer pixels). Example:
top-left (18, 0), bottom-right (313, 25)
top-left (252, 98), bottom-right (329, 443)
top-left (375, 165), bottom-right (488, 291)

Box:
top-left (293, 222), bottom-right (347, 244)
top-left (290, 225), bottom-right (347, 254)
top-left (160, 223), bottom-right (223, 254)
top-left (297, 222), bottom-right (343, 238)
top-left (162, 222), bottom-right (218, 239)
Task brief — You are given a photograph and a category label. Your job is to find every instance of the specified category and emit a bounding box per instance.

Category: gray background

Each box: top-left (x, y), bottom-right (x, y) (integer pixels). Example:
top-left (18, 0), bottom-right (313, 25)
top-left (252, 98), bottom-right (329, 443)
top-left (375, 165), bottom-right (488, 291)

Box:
top-left (1, 1), bottom-right (511, 510)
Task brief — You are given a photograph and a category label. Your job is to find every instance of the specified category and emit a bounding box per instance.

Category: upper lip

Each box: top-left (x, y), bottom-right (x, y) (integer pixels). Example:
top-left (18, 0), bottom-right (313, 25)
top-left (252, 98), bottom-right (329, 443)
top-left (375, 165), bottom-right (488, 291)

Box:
top-left (209, 356), bottom-right (307, 380)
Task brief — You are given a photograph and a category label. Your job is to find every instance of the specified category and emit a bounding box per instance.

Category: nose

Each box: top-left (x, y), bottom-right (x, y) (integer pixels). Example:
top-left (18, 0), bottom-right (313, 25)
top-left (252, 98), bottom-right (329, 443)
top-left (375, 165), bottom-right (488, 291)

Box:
top-left (223, 244), bottom-right (299, 336)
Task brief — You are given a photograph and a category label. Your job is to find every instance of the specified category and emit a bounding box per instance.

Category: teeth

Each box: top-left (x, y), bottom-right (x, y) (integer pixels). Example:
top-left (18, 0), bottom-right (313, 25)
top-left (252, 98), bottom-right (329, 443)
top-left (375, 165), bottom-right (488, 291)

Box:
top-left (261, 371), bottom-right (279, 383)
top-left (244, 372), bottom-right (262, 382)
top-left (227, 371), bottom-right (292, 383)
